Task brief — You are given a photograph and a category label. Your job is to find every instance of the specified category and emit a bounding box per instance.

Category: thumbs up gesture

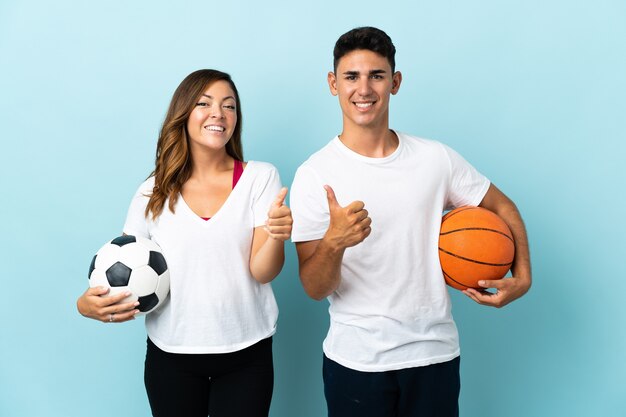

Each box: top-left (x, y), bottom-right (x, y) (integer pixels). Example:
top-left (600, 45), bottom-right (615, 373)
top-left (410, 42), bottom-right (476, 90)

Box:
top-left (265, 187), bottom-right (293, 241)
top-left (324, 185), bottom-right (372, 249)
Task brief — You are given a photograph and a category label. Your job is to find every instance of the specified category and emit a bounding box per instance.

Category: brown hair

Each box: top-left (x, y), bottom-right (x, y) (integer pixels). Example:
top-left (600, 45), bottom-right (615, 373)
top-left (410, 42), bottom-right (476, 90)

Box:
top-left (333, 27), bottom-right (396, 73)
top-left (145, 69), bottom-right (244, 220)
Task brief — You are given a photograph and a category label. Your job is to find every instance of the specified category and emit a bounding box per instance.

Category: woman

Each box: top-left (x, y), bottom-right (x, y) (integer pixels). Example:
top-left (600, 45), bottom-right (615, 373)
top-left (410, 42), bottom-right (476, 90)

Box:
top-left (77, 69), bottom-right (292, 417)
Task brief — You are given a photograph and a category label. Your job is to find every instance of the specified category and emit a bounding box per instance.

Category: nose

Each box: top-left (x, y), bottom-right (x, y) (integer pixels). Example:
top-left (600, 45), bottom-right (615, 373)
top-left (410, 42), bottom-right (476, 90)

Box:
top-left (356, 77), bottom-right (373, 96)
top-left (210, 105), bottom-right (225, 119)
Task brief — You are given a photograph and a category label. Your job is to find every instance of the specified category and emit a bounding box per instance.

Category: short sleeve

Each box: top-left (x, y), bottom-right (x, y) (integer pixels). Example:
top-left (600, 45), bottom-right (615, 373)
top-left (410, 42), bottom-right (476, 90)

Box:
top-left (443, 144), bottom-right (491, 210)
top-left (122, 179), bottom-right (153, 239)
top-left (290, 164), bottom-right (329, 242)
top-left (252, 164), bottom-right (283, 227)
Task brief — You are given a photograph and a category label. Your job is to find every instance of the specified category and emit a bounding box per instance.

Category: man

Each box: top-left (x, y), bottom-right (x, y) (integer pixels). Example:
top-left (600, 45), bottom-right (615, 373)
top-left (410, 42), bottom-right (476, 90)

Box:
top-left (289, 27), bottom-right (531, 417)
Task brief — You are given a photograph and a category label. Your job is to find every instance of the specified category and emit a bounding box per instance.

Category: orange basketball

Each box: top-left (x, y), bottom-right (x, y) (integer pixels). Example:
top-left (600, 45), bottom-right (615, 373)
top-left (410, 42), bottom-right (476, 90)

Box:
top-left (439, 206), bottom-right (514, 290)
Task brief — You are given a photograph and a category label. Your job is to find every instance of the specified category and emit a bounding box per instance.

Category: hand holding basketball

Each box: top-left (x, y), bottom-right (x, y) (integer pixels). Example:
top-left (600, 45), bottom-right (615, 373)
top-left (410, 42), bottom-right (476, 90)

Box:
top-left (463, 275), bottom-right (531, 308)
top-left (457, 183), bottom-right (532, 307)
top-left (324, 185), bottom-right (372, 249)
top-left (438, 202), bottom-right (531, 308)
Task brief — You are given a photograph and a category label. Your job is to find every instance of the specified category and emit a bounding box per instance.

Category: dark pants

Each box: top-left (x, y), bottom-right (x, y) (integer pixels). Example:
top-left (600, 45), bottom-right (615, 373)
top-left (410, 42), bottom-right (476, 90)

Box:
top-left (323, 355), bottom-right (460, 417)
top-left (144, 337), bottom-right (274, 417)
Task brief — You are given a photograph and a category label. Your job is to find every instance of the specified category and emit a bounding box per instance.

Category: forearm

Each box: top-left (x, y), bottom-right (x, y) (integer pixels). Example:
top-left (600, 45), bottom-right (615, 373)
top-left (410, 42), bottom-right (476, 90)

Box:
top-left (249, 237), bottom-right (285, 284)
top-left (485, 196), bottom-right (532, 289)
top-left (299, 238), bottom-right (345, 300)
top-left (499, 202), bottom-right (532, 287)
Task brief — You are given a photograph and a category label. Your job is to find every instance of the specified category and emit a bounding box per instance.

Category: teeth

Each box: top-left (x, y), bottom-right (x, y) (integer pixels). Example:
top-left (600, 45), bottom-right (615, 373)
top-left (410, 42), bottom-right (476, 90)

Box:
top-left (355, 102), bottom-right (373, 108)
top-left (205, 125), bottom-right (225, 132)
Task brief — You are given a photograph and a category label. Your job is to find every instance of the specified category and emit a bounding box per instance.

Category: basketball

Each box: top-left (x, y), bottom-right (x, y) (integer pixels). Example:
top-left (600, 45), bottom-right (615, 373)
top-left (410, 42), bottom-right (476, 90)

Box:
top-left (439, 206), bottom-right (514, 290)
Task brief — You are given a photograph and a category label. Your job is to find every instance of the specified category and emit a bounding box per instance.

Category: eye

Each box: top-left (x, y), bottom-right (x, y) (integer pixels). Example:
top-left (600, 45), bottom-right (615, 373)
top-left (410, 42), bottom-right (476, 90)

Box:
top-left (196, 102), bottom-right (210, 107)
top-left (371, 74), bottom-right (384, 80)
top-left (223, 105), bottom-right (236, 110)
top-left (345, 75), bottom-right (357, 81)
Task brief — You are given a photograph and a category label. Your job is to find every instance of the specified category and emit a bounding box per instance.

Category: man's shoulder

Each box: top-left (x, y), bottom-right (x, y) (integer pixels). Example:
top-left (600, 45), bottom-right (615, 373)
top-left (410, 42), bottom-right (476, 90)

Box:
top-left (297, 137), bottom-right (340, 169)
top-left (397, 131), bottom-right (444, 149)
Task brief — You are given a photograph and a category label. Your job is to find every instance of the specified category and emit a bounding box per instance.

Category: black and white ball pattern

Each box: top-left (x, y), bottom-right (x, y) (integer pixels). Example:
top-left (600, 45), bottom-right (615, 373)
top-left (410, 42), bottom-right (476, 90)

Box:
top-left (88, 235), bottom-right (170, 315)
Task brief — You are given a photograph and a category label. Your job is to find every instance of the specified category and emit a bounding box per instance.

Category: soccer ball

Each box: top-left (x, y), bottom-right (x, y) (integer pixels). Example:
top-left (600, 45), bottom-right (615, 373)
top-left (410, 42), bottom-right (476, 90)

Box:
top-left (88, 235), bottom-right (170, 315)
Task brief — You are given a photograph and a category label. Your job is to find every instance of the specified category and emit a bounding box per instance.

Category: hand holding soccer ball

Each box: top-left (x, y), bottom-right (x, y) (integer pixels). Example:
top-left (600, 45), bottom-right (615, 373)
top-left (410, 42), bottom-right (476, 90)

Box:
top-left (78, 235), bottom-right (170, 323)
top-left (77, 286), bottom-right (140, 323)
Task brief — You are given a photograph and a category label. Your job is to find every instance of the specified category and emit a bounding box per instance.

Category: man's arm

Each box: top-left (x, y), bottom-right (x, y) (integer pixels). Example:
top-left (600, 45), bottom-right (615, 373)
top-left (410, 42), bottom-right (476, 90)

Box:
top-left (464, 183), bottom-right (532, 307)
top-left (296, 185), bottom-right (371, 300)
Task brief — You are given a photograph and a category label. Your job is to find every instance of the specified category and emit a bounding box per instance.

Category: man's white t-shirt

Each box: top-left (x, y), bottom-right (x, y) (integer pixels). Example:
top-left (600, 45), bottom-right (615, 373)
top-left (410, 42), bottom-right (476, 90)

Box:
top-left (290, 133), bottom-right (490, 372)
top-left (124, 161), bottom-right (281, 354)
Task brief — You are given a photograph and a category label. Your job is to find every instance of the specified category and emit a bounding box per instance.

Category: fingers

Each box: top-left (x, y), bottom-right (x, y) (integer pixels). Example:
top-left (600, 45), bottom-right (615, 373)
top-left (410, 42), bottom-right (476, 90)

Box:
top-left (268, 205), bottom-right (291, 219)
top-left (463, 279), bottom-right (514, 308)
top-left (478, 279), bottom-right (505, 289)
top-left (360, 215), bottom-right (372, 229)
top-left (99, 289), bottom-right (135, 306)
top-left (80, 287), bottom-right (140, 322)
top-left (324, 185), bottom-right (339, 209)
top-left (463, 288), bottom-right (498, 306)
top-left (353, 207), bottom-right (369, 222)
top-left (322, 185), bottom-right (371, 248)
top-left (106, 304), bottom-right (140, 323)
top-left (100, 297), bottom-right (140, 323)
top-left (325, 185), bottom-right (366, 214)
top-left (85, 286), bottom-right (127, 307)
top-left (266, 190), bottom-right (293, 241)
top-left (273, 187), bottom-right (288, 208)
top-left (87, 286), bottom-right (110, 296)
top-left (346, 200), bottom-right (365, 214)
top-left (265, 216), bottom-right (293, 240)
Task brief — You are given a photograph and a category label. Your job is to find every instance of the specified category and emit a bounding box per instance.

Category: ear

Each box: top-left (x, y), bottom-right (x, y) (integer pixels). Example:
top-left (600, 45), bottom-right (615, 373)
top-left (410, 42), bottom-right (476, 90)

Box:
top-left (328, 71), bottom-right (338, 96)
top-left (391, 71), bottom-right (402, 95)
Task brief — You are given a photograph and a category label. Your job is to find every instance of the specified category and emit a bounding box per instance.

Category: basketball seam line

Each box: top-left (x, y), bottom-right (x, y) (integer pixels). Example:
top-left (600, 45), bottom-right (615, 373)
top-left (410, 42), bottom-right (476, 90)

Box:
top-left (442, 206), bottom-right (474, 221)
top-left (438, 247), bottom-right (513, 267)
top-left (442, 270), bottom-right (477, 289)
top-left (440, 227), bottom-right (513, 241)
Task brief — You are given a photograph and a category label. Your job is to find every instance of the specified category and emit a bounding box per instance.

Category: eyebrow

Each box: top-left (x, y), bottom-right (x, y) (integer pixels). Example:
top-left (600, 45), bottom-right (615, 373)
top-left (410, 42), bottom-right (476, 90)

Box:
top-left (200, 94), bottom-right (236, 101)
top-left (342, 69), bottom-right (387, 76)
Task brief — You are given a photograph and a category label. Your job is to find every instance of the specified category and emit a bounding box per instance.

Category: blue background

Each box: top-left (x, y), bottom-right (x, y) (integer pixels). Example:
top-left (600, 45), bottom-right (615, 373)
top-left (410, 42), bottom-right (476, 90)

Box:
top-left (1, 1), bottom-right (625, 416)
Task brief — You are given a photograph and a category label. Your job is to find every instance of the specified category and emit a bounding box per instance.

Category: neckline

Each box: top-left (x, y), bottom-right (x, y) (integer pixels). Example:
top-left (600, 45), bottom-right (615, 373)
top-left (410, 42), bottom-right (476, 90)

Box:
top-left (333, 131), bottom-right (403, 164)
top-left (178, 160), bottom-right (254, 225)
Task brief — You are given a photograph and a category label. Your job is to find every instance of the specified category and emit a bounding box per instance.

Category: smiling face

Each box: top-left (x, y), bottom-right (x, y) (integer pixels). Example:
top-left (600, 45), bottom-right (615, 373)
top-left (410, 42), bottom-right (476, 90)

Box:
top-left (186, 80), bottom-right (238, 152)
top-left (328, 49), bottom-right (402, 133)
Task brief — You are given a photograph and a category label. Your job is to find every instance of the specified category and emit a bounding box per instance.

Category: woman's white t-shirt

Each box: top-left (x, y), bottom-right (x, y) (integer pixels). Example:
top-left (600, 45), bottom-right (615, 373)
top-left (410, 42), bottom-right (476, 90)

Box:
top-left (124, 161), bottom-right (281, 354)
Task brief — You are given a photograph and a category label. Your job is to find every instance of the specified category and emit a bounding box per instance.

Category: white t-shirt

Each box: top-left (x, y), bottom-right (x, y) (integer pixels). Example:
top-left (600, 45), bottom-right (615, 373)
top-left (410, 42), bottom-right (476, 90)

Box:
top-left (290, 132), bottom-right (490, 372)
top-left (123, 161), bottom-right (281, 354)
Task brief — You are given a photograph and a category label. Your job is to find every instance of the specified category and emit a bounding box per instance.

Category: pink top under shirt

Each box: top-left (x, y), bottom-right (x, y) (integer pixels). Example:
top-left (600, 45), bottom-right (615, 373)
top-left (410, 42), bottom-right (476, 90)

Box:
top-left (201, 159), bottom-right (244, 221)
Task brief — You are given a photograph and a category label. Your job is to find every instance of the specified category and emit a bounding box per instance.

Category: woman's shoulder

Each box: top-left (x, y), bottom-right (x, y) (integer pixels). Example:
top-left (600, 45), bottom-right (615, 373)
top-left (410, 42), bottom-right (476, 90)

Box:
top-left (246, 160), bottom-right (277, 171)
top-left (245, 160), bottom-right (279, 178)
top-left (131, 176), bottom-right (155, 197)
top-left (244, 161), bottom-right (282, 192)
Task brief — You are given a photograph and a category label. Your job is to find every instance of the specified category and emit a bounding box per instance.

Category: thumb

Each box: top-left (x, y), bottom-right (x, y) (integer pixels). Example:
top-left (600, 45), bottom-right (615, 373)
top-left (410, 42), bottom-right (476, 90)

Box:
top-left (324, 185), bottom-right (340, 209)
top-left (273, 187), bottom-right (288, 208)
top-left (478, 279), bottom-right (504, 289)
top-left (90, 286), bottom-right (110, 296)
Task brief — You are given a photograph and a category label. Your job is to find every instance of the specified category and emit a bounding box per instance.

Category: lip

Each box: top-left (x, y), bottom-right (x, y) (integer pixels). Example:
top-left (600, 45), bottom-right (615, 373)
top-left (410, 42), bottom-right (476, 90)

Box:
top-left (353, 101), bottom-right (376, 112)
top-left (204, 124), bottom-right (226, 133)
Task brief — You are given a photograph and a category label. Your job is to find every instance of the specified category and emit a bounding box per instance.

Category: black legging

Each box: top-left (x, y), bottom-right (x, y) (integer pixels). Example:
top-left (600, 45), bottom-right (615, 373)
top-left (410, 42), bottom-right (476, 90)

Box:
top-left (144, 337), bottom-right (274, 417)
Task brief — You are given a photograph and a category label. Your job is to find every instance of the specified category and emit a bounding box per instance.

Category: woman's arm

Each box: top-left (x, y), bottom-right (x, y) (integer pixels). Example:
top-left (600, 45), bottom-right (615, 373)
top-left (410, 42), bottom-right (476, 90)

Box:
top-left (249, 187), bottom-right (292, 283)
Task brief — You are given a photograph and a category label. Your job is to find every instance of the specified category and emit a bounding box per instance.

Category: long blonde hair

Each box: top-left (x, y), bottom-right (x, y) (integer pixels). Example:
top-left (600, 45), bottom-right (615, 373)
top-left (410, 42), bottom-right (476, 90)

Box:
top-left (145, 69), bottom-right (244, 220)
